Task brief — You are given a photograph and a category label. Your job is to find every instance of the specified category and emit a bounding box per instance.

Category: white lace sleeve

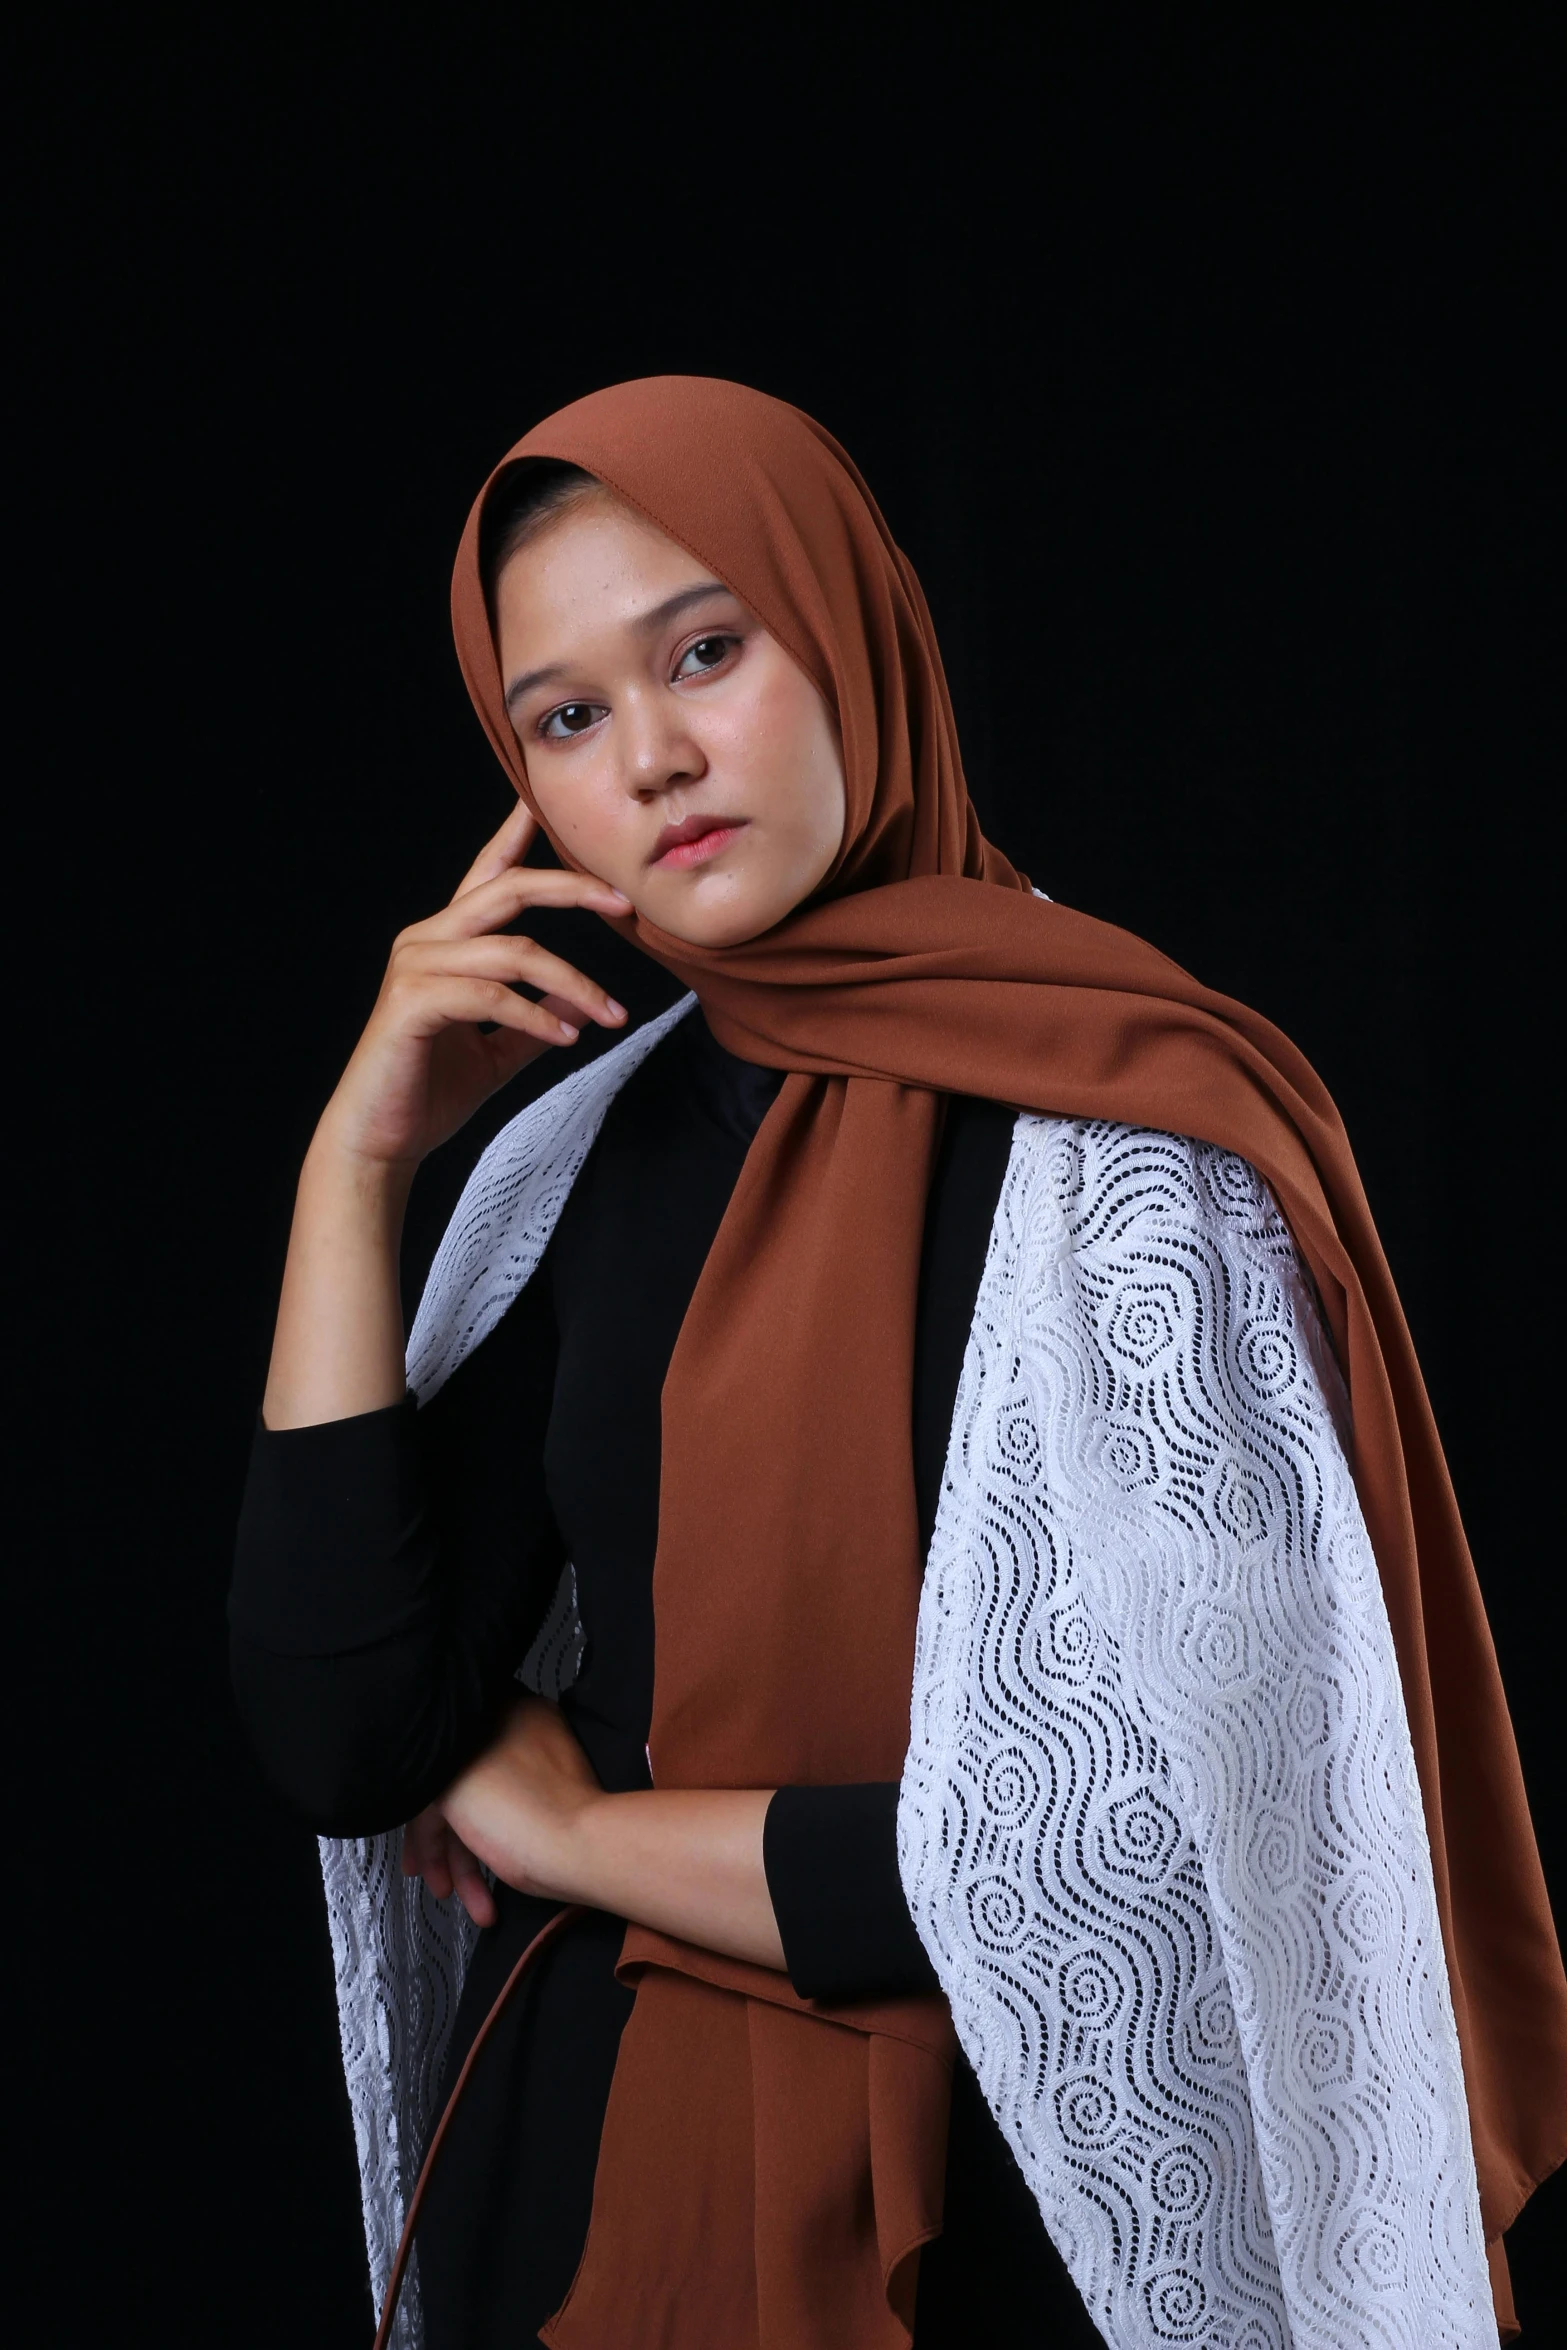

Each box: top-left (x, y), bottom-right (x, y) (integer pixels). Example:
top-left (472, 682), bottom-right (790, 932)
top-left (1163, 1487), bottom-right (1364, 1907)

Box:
top-left (900, 1118), bottom-right (1491, 2350)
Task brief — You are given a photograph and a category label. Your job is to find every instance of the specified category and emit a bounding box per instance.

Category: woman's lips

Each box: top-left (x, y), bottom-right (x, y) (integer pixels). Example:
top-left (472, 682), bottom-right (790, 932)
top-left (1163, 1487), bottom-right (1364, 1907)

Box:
top-left (650, 816), bottom-right (748, 870)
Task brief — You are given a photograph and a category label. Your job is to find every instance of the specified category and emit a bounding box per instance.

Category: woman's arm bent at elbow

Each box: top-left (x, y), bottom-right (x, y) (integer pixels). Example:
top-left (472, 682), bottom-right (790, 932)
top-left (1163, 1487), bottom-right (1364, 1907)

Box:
top-left (440, 1696), bottom-right (786, 1973)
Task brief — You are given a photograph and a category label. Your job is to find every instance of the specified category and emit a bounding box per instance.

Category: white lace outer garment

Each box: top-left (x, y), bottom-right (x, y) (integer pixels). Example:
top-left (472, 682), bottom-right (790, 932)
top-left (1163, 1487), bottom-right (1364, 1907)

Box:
top-left (319, 996), bottom-right (1491, 2348)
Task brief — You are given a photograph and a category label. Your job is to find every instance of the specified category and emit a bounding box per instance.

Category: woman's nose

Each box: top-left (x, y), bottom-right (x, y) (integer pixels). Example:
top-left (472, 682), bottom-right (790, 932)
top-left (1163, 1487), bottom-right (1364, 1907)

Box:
top-left (621, 697), bottom-right (706, 800)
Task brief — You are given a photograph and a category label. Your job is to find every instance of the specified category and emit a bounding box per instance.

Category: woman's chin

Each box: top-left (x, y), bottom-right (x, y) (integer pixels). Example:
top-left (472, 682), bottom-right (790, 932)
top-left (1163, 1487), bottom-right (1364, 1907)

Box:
top-left (639, 879), bottom-right (787, 952)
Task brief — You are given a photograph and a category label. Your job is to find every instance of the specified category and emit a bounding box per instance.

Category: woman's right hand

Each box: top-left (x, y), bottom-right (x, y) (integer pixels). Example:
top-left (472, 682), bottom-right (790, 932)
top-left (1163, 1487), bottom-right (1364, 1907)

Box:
top-left (317, 797), bottom-right (631, 1174)
top-left (262, 801), bottom-right (631, 1430)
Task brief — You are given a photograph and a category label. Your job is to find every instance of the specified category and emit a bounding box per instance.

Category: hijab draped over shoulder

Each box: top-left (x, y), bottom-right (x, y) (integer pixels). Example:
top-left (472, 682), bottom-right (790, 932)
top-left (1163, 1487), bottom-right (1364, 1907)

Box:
top-left (450, 376), bottom-right (1565, 2345)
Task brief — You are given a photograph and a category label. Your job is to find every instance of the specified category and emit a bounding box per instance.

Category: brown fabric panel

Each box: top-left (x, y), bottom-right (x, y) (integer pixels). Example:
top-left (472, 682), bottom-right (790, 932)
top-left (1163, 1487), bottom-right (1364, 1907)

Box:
top-left (866, 2032), bottom-right (951, 2328)
top-left (653, 1069), bottom-right (940, 1786)
top-left (545, 1938), bottom-right (952, 2350)
top-left (452, 375), bottom-right (1567, 2336)
top-left (748, 2004), bottom-right (930, 2350)
top-left (540, 1970), bottom-right (761, 2350)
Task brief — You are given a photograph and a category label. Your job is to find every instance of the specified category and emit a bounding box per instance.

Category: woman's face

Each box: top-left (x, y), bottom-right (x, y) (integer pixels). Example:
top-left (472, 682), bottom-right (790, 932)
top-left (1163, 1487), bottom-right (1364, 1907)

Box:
top-left (493, 495), bottom-right (847, 948)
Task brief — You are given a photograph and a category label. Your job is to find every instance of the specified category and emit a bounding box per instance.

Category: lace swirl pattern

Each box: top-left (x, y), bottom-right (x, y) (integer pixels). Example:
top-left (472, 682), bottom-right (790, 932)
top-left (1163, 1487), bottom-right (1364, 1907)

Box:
top-left (899, 1118), bottom-right (1490, 2347)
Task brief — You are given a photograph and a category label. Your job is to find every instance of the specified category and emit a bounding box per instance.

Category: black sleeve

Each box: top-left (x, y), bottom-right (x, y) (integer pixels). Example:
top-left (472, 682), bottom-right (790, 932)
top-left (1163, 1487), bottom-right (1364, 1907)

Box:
top-left (763, 1783), bottom-right (939, 2003)
top-left (228, 1271), bottom-right (566, 1836)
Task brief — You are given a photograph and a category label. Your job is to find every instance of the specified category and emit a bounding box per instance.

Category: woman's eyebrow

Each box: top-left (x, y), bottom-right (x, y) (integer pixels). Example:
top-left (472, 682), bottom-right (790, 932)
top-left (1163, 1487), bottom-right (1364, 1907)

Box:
top-left (505, 661), bottom-right (567, 713)
top-left (504, 581), bottom-right (739, 713)
top-left (629, 580), bottom-right (735, 638)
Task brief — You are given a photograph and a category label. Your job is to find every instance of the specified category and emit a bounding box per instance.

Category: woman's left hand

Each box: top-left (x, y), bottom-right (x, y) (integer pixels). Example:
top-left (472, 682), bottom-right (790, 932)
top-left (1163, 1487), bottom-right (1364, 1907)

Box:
top-left (439, 1695), bottom-right (603, 1902)
top-left (402, 1808), bottom-right (498, 1930)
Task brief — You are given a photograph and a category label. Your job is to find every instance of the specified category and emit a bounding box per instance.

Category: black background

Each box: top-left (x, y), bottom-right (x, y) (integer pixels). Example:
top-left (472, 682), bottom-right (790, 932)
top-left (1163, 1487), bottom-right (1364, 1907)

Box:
top-left (16, 6), bottom-right (1564, 2341)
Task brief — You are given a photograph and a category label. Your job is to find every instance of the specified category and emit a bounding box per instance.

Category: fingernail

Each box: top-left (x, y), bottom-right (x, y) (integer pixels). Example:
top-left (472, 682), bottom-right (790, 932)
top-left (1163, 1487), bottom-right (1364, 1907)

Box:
top-left (604, 998), bottom-right (626, 1021)
top-left (558, 1021), bottom-right (580, 1041)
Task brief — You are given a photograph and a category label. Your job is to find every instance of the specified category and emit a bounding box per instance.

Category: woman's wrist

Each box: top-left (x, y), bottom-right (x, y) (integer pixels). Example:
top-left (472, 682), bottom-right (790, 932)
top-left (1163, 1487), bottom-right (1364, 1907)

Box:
top-left (564, 1788), bottom-right (640, 1912)
top-left (441, 1764), bottom-right (598, 1905)
top-left (305, 1101), bottom-right (423, 1206)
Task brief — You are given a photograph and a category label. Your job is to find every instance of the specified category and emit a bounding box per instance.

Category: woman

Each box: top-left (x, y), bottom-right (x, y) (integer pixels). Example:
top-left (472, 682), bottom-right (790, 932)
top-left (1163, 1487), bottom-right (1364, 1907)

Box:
top-left (232, 377), bottom-right (1565, 2350)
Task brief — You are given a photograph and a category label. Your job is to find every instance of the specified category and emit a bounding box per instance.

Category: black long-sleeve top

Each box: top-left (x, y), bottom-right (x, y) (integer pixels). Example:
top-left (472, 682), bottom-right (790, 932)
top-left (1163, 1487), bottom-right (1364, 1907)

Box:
top-left (231, 1009), bottom-right (1100, 2348)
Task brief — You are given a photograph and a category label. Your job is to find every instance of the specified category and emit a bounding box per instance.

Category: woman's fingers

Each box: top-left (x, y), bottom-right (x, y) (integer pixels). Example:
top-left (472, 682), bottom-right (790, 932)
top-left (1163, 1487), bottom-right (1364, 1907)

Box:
top-left (431, 861), bottom-right (632, 943)
top-left (402, 1810), bottom-right (455, 1901)
top-left (452, 796), bottom-right (538, 900)
top-left (320, 831), bottom-right (635, 1166)
top-left (395, 933), bottom-right (627, 1030)
top-left (447, 1831), bottom-right (498, 1930)
top-left (402, 1811), bottom-right (497, 1926)
top-left (403, 976), bottom-right (596, 1047)
top-left (380, 865), bottom-right (633, 1047)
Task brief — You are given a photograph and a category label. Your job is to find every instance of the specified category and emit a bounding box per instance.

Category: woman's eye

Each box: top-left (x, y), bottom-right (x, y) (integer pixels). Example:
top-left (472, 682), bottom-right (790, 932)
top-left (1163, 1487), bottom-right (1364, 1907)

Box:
top-left (674, 633), bottom-right (738, 679)
top-left (539, 701), bottom-right (606, 741)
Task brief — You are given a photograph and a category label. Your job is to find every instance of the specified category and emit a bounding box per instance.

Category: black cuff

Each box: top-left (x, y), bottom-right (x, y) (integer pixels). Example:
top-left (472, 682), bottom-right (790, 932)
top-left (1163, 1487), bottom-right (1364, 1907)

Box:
top-left (763, 1783), bottom-right (939, 2004)
top-left (229, 1394), bottom-right (438, 1654)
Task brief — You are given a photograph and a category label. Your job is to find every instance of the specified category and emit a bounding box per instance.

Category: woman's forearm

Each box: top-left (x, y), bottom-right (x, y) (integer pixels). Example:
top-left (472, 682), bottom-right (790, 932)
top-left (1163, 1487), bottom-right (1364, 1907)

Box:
top-left (573, 1789), bottom-right (785, 1970)
top-left (448, 1768), bottom-right (786, 1971)
top-left (262, 1126), bottom-right (413, 1430)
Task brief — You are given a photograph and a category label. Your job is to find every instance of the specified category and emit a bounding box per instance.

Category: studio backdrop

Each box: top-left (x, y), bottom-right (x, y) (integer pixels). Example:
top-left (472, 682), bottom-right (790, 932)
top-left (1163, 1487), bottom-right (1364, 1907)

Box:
top-left (14, 10), bottom-right (1563, 2343)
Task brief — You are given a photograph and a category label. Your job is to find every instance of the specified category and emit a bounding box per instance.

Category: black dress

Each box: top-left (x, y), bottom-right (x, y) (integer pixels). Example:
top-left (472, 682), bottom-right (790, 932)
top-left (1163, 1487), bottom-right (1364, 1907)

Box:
top-left (231, 1009), bottom-right (1100, 2348)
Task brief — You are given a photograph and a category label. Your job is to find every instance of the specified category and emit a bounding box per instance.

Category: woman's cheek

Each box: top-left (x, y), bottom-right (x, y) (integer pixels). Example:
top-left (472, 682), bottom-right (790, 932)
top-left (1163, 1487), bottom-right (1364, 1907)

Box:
top-left (541, 775), bottom-right (619, 870)
top-left (713, 676), bottom-right (797, 797)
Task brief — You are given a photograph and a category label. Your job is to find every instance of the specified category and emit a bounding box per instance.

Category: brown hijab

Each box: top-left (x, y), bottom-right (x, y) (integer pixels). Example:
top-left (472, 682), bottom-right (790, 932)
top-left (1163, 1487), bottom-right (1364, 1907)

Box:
top-left (451, 376), bottom-right (1565, 2344)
